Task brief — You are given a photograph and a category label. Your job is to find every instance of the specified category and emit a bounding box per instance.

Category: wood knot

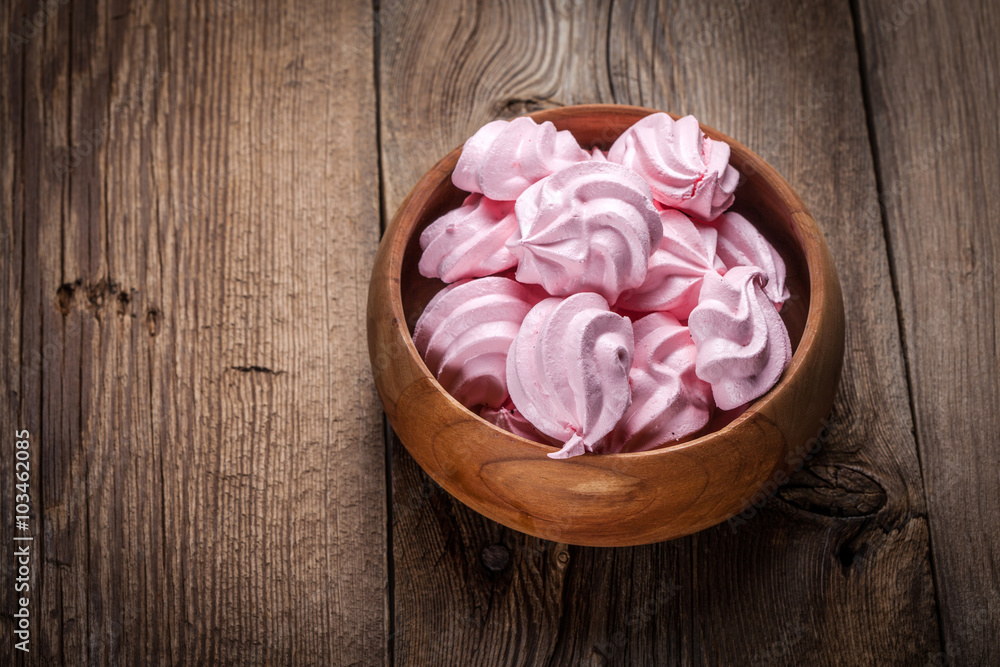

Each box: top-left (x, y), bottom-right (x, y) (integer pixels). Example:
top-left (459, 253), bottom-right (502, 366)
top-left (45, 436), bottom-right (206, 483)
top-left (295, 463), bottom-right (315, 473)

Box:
top-left (493, 97), bottom-right (562, 119)
top-left (777, 464), bottom-right (887, 518)
top-left (56, 277), bottom-right (136, 317)
top-left (836, 540), bottom-right (865, 570)
top-left (146, 308), bottom-right (161, 336)
top-left (480, 544), bottom-right (510, 572)
top-left (56, 280), bottom-right (81, 315)
top-left (116, 290), bottom-right (133, 316)
top-left (87, 277), bottom-right (119, 308)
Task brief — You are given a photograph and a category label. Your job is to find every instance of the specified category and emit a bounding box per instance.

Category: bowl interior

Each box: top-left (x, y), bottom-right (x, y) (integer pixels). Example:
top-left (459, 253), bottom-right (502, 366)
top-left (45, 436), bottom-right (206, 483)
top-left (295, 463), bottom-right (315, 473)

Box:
top-left (397, 111), bottom-right (811, 388)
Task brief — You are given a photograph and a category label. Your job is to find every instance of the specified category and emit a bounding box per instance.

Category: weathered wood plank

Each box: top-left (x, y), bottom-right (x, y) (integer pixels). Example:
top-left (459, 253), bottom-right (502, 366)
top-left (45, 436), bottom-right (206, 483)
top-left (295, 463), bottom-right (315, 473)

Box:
top-left (0, 0), bottom-right (33, 662)
top-left (855, 0), bottom-right (1000, 662)
top-left (4, 1), bottom-right (82, 663)
top-left (148, 0), bottom-right (388, 662)
top-left (3, 0), bottom-right (387, 663)
top-left (379, 0), bottom-right (939, 664)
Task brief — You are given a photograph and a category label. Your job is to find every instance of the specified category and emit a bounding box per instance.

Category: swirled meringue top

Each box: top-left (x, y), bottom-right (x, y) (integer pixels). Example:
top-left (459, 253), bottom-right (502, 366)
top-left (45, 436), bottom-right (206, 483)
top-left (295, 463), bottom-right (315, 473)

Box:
top-left (479, 400), bottom-right (548, 444)
top-left (413, 277), bottom-right (541, 409)
top-left (418, 194), bottom-right (519, 283)
top-left (688, 267), bottom-right (791, 410)
top-left (609, 312), bottom-right (713, 452)
top-left (452, 117), bottom-right (590, 200)
top-left (713, 211), bottom-right (790, 308)
top-left (506, 292), bottom-right (634, 459)
top-left (617, 209), bottom-right (727, 318)
top-left (608, 113), bottom-right (740, 220)
top-left (507, 161), bottom-right (663, 304)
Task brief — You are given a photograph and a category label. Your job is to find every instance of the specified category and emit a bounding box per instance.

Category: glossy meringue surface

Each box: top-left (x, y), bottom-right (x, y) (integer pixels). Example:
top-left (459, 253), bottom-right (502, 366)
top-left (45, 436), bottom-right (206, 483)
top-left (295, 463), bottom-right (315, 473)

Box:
top-left (413, 277), bottom-right (540, 409)
top-left (453, 116), bottom-right (590, 200)
top-left (508, 161), bottom-right (662, 304)
top-left (506, 293), bottom-right (634, 459)
top-left (688, 266), bottom-right (792, 410)
top-left (608, 113), bottom-right (739, 221)
top-left (418, 193), bottom-right (519, 283)
top-left (609, 312), bottom-right (713, 452)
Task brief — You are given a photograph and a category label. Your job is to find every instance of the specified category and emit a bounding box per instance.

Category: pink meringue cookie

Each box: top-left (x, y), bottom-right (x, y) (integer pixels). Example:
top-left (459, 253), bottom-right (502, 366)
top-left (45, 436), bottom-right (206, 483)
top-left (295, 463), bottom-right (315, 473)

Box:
top-left (507, 161), bottom-right (663, 304)
top-left (506, 292), bottom-right (634, 459)
top-left (688, 267), bottom-right (792, 410)
top-left (452, 120), bottom-right (507, 193)
top-left (413, 277), bottom-right (541, 409)
top-left (609, 312), bottom-right (713, 453)
top-left (617, 209), bottom-right (727, 318)
top-left (418, 194), bottom-right (519, 283)
top-left (608, 113), bottom-right (740, 220)
top-left (453, 117), bottom-right (590, 200)
top-left (712, 211), bottom-right (790, 308)
top-left (479, 400), bottom-right (548, 444)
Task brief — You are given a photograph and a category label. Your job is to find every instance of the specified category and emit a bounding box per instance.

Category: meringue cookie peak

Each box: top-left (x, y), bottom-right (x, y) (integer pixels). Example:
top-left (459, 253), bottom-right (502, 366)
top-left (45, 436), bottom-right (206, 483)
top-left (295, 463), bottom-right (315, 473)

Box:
top-left (452, 120), bottom-right (507, 193)
top-left (418, 194), bottom-right (519, 283)
top-left (453, 116), bottom-right (590, 200)
top-left (508, 161), bottom-right (663, 304)
top-left (610, 312), bottom-right (712, 453)
top-left (688, 267), bottom-right (792, 411)
top-left (713, 211), bottom-right (790, 308)
top-left (588, 147), bottom-right (608, 162)
top-left (617, 209), bottom-right (726, 318)
top-left (608, 113), bottom-right (740, 221)
top-left (506, 293), bottom-right (634, 459)
top-left (413, 277), bottom-right (541, 409)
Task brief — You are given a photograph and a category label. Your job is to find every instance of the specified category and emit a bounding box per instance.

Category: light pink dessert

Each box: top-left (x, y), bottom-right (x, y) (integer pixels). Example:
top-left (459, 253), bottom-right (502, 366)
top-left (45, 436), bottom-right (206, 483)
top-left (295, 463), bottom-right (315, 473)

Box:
top-left (609, 312), bottom-right (712, 452)
top-left (413, 113), bottom-right (796, 458)
top-left (413, 277), bottom-right (541, 409)
top-left (452, 117), bottom-right (590, 200)
top-left (506, 292), bottom-right (634, 459)
top-left (688, 267), bottom-right (792, 410)
top-left (617, 209), bottom-right (726, 318)
top-left (712, 211), bottom-right (789, 309)
top-left (479, 400), bottom-right (548, 444)
top-left (418, 194), bottom-right (519, 283)
top-left (608, 113), bottom-right (739, 221)
top-left (507, 161), bottom-right (662, 304)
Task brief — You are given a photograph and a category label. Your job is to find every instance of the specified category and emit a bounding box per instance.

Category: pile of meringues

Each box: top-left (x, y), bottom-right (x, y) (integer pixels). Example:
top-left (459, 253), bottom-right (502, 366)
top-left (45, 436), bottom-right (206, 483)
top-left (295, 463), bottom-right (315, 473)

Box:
top-left (414, 114), bottom-right (790, 459)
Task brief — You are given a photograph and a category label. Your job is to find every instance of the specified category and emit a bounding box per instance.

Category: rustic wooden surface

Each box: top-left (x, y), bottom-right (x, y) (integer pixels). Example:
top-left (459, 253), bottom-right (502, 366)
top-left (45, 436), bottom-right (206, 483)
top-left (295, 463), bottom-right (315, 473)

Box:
top-left (854, 2), bottom-right (1000, 665)
top-left (1, 0), bottom-right (996, 665)
top-left (1, 0), bottom-right (386, 664)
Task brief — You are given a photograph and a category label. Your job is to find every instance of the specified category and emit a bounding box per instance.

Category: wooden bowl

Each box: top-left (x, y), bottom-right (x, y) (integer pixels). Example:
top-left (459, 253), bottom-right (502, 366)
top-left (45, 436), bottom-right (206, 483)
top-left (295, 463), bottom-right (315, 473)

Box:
top-left (367, 104), bottom-right (844, 547)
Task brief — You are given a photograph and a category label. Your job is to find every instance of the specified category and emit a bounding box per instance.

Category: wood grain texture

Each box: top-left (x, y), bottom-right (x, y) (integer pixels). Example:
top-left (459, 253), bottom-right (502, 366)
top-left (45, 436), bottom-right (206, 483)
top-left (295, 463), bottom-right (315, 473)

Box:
top-left (5, 0), bottom-right (995, 663)
top-left (855, 0), bottom-right (1000, 662)
top-left (0, 0), bottom-right (30, 661)
top-left (1, 0), bottom-right (386, 664)
top-left (379, 0), bottom-right (939, 664)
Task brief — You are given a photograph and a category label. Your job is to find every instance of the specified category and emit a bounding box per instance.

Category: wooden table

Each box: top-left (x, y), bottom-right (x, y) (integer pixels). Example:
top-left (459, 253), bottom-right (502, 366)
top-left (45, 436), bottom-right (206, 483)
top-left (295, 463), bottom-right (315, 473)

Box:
top-left (2, 0), bottom-right (997, 664)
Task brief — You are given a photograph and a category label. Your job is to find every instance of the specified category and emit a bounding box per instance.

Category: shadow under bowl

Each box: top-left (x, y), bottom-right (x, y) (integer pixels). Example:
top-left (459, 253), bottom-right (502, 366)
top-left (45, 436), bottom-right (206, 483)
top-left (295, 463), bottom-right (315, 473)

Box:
top-left (367, 104), bottom-right (845, 547)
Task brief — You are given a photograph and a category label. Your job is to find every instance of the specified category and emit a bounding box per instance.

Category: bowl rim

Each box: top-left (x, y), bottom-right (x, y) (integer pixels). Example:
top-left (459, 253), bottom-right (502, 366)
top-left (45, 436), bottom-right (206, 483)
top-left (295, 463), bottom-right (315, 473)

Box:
top-left (381, 102), bottom-right (831, 460)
